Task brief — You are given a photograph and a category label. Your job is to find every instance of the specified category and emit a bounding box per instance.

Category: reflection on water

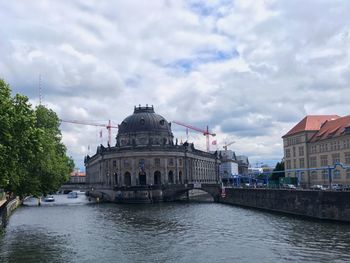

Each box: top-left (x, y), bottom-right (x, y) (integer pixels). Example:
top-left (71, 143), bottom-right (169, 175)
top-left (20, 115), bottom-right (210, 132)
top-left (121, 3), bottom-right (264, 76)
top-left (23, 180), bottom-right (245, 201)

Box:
top-left (1, 197), bottom-right (350, 263)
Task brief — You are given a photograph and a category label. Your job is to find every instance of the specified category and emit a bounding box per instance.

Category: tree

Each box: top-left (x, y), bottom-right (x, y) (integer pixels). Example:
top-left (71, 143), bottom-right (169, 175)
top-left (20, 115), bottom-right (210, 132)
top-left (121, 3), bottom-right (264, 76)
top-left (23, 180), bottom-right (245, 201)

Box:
top-left (271, 160), bottom-right (285, 180)
top-left (34, 105), bottom-right (74, 195)
top-left (0, 79), bottom-right (74, 197)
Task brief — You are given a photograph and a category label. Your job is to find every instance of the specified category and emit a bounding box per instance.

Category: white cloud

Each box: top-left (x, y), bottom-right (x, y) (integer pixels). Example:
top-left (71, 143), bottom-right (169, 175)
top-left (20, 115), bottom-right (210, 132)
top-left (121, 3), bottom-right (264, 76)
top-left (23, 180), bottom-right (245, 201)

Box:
top-left (1, 0), bottom-right (350, 169)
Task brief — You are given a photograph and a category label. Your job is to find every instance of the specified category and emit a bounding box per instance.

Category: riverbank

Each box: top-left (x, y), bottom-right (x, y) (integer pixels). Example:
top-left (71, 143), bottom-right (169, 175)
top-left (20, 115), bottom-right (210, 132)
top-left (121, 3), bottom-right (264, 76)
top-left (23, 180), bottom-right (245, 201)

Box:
top-left (220, 188), bottom-right (350, 222)
top-left (0, 197), bottom-right (21, 229)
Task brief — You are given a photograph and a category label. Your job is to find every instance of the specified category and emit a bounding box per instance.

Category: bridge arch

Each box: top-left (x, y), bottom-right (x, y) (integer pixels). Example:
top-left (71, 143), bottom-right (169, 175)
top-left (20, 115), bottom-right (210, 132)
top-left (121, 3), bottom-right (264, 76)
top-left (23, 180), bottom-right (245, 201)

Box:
top-left (170, 184), bottom-right (221, 202)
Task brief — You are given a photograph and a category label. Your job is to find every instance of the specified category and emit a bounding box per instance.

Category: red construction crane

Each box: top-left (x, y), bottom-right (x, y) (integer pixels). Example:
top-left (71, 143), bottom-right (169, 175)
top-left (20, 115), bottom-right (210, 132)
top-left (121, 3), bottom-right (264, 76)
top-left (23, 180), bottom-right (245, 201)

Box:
top-left (60, 119), bottom-right (118, 146)
top-left (172, 120), bottom-right (216, 152)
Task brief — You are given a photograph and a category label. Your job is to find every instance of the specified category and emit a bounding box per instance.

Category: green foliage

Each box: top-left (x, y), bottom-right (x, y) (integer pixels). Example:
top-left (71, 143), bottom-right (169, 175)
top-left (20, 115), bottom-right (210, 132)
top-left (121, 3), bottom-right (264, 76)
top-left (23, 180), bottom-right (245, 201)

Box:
top-left (0, 79), bottom-right (74, 197)
top-left (271, 160), bottom-right (285, 180)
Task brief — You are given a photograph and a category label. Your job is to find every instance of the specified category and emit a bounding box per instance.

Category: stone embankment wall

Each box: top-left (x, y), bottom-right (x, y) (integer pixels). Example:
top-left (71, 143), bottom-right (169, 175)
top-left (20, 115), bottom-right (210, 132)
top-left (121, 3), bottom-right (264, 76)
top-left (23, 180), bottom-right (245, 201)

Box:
top-left (220, 188), bottom-right (350, 222)
top-left (0, 197), bottom-right (21, 229)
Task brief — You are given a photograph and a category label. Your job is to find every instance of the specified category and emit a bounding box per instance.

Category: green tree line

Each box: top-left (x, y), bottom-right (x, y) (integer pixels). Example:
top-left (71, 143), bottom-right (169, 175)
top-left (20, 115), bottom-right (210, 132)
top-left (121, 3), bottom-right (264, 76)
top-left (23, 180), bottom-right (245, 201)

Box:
top-left (0, 79), bottom-right (74, 197)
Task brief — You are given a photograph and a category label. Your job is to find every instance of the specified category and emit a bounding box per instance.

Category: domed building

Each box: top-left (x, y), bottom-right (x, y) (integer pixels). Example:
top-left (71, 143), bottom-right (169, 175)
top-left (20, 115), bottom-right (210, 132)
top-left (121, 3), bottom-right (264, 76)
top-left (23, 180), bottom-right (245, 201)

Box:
top-left (85, 105), bottom-right (220, 203)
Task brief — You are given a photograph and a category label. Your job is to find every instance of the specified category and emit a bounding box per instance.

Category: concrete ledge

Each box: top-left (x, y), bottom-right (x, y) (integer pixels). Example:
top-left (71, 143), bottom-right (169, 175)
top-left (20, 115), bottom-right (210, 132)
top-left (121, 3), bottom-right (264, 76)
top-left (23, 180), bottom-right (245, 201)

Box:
top-left (220, 188), bottom-right (350, 222)
top-left (1, 197), bottom-right (21, 229)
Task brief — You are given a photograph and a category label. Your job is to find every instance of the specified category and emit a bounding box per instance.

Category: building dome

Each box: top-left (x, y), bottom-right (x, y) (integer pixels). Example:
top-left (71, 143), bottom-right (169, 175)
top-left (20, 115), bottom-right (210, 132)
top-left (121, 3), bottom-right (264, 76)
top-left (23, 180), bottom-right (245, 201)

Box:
top-left (116, 105), bottom-right (173, 147)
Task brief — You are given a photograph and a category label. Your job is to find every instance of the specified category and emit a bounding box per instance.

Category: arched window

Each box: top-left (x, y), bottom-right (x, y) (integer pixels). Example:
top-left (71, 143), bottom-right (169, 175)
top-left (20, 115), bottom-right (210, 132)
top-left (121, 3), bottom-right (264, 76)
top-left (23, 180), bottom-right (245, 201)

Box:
top-left (154, 171), bottom-right (161, 185)
top-left (114, 172), bottom-right (118, 186)
top-left (168, 170), bottom-right (174, 184)
top-left (139, 172), bottom-right (146, 185)
top-left (124, 172), bottom-right (131, 186)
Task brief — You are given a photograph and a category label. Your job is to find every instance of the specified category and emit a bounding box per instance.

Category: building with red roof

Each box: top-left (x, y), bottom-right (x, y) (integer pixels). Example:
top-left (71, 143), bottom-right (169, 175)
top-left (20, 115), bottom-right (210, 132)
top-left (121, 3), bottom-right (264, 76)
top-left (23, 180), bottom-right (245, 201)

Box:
top-left (283, 115), bottom-right (350, 187)
top-left (70, 170), bottom-right (86, 183)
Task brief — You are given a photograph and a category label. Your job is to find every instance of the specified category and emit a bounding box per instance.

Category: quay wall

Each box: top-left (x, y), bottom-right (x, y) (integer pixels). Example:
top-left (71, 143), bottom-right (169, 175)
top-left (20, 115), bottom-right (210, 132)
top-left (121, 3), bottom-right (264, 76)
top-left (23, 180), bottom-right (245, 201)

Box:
top-left (0, 197), bottom-right (21, 229)
top-left (220, 188), bottom-right (350, 222)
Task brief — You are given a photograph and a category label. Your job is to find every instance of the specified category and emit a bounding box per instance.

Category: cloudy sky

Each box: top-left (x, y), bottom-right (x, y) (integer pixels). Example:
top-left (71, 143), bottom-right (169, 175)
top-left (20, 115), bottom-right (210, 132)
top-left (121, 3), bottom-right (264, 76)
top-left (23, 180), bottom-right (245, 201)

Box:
top-left (1, 0), bottom-right (350, 170)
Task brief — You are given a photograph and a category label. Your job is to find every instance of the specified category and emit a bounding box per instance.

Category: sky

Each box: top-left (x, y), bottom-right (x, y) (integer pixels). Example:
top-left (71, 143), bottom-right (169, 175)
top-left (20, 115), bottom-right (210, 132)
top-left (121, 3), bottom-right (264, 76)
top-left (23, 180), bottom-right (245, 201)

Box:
top-left (1, 0), bottom-right (350, 170)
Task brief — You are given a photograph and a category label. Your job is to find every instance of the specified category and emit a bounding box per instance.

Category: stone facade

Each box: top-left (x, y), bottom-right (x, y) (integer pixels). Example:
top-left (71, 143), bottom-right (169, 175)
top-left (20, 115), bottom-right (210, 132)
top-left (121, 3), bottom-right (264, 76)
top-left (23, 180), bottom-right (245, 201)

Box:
top-left (85, 106), bottom-right (220, 202)
top-left (283, 115), bottom-right (350, 187)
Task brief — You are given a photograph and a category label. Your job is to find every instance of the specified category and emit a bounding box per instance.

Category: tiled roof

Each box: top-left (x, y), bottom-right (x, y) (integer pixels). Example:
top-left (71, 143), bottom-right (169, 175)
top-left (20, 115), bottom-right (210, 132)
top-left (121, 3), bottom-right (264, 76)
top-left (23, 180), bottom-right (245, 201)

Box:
top-left (309, 115), bottom-right (350, 142)
top-left (283, 115), bottom-right (340, 137)
top-left (70, 171), bottom-right (86, 177)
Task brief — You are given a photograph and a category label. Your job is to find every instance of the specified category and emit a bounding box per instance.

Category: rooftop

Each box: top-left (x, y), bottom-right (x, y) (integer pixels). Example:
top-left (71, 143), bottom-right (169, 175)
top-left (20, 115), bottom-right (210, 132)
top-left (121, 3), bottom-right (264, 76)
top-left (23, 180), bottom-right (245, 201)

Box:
top-left (309, 115), bottom-right (350, 142)
top-left (283, 115), bottom-right (340, 138)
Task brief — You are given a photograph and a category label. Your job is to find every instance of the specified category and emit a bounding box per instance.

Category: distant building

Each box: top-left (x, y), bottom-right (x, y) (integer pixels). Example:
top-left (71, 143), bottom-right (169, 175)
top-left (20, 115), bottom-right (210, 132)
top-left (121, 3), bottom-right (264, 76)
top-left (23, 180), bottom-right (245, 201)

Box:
top-left (248, 167), bottom-right (263, 174)
top-left (85, 105), bottom-right (220, 203)
top-left (261, 165), bottom-right (274, 174)
top-left (237, 155), bottom-right (249, 175)
top-left (217, 150), bottom-right (238, 177)
top-left (283, 115), bottom-right (350, 187)
top-left (70, 170), bottom-right (86, 183)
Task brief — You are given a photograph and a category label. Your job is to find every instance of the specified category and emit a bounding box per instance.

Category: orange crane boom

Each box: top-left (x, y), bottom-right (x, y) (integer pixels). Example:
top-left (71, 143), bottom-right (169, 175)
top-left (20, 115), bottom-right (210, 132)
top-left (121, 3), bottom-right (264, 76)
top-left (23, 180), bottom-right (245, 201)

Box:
top-left (172, 120), bottom-right (216, 152)
top-left (60, 119), bottom-right (118, 146)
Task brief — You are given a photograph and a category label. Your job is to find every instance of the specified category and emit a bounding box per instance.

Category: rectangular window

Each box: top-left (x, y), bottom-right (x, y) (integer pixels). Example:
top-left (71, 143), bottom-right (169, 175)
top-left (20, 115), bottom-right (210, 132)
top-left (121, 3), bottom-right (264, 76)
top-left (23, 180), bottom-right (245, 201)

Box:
top-left (330, 141), bottom-right (337, 151)
top-left (311, 171), bottom-right (318, 180)
top-left (320, 155), bottom-right (328, 166)
top-left (123, 159), bottom-right (130, 167)
top-left (298, 146), bottom-right (304, 156)
top-left (310, 145), bottom-right (316, 154)
top-left (113, 160), bottom-right (117, 167)
top-left (310, 156), bottom-right (317, 167)
top-left (293, 147), bottom-right (296, 157)
top-left (286, 160), bottom-right (291, 169)
top-left (178, 158), bottom-right (183, 166)
top-left (168, 158), bottom-right (174, 166)
top-left (293, 159), bottom-right (296, 169)
top-left (155, 158), bottom-right (160, 166)
top-left (347, 169), bottom-right (350, 178)
top-left (345, 152), bottom-right (350, 164)
top-left (322, 170), bottom-right (328, 180)
top-left (332, 153), bottom-right (340, 165)
top-left (333, 170), bottom-right (341, 179)
top-left (299, 158), bottom-right (305, 168)
top-left (285, 149), bottom-right (291, 158)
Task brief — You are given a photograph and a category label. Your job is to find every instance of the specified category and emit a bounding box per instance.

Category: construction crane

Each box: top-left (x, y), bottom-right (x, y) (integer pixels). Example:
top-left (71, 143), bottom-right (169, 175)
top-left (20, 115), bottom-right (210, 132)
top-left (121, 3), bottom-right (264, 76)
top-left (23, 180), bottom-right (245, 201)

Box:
top-left (60, 119), bottom-right (118, 146)
top-left (172, 120), bottom-right (216, 152)
top-left (223, 141), bottom-right (235, 151)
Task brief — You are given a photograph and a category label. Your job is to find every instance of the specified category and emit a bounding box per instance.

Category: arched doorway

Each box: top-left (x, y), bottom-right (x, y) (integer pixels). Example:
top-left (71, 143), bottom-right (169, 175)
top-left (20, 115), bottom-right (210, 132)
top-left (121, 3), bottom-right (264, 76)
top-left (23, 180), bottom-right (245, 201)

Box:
top-left (179, 171), bottom-right (183, 184)
top-left (168, 170), bottom-right (174, 184)
top-left (114, 172), bottom-right (118, 186)
top-left (154, 171), bottom-right (161, 185)
top-left (124, 172), bottom-right (131, 186)
top-left (139, 172), bottom-right (147, 185)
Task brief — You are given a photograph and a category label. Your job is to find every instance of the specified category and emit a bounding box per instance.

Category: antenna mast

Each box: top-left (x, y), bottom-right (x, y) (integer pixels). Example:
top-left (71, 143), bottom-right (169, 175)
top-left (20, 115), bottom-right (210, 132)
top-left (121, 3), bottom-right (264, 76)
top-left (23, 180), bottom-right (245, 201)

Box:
top-left (38, 74), bottom-right (42, 105)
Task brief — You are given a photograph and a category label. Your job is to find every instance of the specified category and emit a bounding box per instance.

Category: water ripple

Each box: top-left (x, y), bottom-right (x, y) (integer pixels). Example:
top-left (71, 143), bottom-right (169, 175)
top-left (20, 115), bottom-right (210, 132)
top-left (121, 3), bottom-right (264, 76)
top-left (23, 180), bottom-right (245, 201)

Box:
top-left (1, 200), bottom-right (350, 263)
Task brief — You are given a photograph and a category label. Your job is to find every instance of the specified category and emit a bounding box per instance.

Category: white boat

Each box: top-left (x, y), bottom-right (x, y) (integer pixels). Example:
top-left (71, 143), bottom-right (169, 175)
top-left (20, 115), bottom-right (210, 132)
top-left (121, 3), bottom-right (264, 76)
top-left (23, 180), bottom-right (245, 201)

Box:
top-left (44, 195), bottom-right (55, 202)
top-left (67, 191), bottom-right (78, 198)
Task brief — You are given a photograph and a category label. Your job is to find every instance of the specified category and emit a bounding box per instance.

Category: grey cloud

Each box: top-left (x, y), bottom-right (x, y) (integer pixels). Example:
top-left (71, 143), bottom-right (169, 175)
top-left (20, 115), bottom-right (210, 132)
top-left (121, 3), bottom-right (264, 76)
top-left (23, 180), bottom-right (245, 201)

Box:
top-left (2, 0), bottom-right (350, 169)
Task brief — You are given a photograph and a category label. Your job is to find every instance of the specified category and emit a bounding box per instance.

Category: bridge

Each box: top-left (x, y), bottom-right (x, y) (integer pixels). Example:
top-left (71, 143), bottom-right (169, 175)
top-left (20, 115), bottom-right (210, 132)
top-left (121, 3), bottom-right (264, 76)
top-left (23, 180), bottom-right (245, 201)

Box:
top-left (86, 182), bottom-right (222, 203)
top-left (59, 183), bottom-right (91, 193)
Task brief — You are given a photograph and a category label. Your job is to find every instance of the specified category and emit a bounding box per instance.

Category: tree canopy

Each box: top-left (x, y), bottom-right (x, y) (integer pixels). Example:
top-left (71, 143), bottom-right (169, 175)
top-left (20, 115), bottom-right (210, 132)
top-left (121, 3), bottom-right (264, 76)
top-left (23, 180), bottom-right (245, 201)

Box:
top-left (0, 79), bottom-right (74, 197)
top-left (271, 160), bottom-right (285, 180)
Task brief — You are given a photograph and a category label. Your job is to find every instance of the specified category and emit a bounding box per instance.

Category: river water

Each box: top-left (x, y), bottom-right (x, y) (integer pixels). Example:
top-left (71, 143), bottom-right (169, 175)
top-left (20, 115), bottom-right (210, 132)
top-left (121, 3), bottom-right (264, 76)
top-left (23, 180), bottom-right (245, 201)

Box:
top-left (1, 194), bottom-right (350, 263)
